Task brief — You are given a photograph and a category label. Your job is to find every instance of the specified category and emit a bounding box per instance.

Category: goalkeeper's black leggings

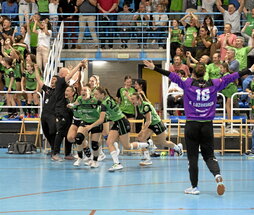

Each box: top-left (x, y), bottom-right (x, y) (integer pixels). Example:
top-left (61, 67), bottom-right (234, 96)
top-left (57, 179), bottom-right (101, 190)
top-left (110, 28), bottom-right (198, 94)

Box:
top-left (184, 121), bottom-right (221, 188)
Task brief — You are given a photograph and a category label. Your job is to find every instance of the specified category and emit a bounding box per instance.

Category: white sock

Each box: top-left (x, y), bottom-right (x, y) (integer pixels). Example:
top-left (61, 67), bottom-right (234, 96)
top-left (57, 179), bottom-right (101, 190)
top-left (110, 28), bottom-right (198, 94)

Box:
top-left (143, 150), bottom-right (151, 160)
top-left (130, 144), bottom-right (134, 150)
top-left (173, 145), bottom-right (179, 152)
top-left (110, 151), bottom-right (119, 164)
top-left (137, 142), bottom-right (149, 149)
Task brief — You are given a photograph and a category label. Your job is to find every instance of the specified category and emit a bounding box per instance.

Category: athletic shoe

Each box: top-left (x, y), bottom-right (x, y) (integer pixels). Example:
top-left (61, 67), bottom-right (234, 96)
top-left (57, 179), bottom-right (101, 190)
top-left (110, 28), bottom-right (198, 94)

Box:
top-left (184, 187), bottom-right (200, 195)
top-left (98, 151), bottom-right (106, 161)
top-left (215, 175), bottom-right (225, 195)
top-left (139, 159), bottom-right (152, 166)
top-left (73, 158), bottom-right (84, 166)
top-left (64, 155), bottom-right (75, 160)
top-left (84, 160), bottom-right (93, 166)
top-left (108, 163), bottom-right (123, 172)
top-left (90, 160), bottom-right (99, 168)
top-left (245, 151), bottom-right (254, 156)
top-left (176, 143), bottom-right (183, 157)
top-left (51, 154), bottom-right (64, 162)
top-left (114, 142), bottom-right (120, 156)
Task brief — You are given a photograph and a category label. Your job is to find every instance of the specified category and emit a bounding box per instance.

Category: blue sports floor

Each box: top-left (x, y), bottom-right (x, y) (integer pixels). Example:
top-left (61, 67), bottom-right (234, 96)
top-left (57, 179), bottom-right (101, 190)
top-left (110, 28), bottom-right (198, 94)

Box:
top-left (0, 149), bottom-right (254, 215)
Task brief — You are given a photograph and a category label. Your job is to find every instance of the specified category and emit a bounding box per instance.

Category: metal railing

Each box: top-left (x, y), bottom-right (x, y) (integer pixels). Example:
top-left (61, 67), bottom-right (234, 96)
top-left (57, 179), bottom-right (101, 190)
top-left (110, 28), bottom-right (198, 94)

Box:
top-left (44, 21), bottom-right (64, 86)
top-left (0, 91), bottom-right (43, 122)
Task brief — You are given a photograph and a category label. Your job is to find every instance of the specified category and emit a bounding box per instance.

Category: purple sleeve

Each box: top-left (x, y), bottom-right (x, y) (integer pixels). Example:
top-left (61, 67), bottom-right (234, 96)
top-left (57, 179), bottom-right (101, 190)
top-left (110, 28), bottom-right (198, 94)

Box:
top-left (168, 72), bottom-right (186, 90)
top-left (213, 72), bottom-right (240, 91)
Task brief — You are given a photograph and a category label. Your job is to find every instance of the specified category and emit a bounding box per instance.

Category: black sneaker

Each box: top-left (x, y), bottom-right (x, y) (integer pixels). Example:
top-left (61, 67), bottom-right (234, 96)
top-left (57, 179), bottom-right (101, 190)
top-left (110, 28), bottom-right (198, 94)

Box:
top-left (245, 151), bottom-right (254, 155)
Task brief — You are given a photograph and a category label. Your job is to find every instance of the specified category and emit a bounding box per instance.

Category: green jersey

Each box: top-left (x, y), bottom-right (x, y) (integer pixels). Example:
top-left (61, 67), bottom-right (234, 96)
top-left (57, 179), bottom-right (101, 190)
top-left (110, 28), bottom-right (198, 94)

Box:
top-left (74, 96), bottom-right (101, 123)
top-left (116, 87), bottom-right (136, 115)
top-left (221, 72), bottom-right (237, 98)
top-left (37, 0), bottom-right (49, 12)
top-left (170, 0), bottom-right (182, 11)
top-left (138, 101), bottom-right (161, 125)
top-left (22, 71), bottom-right (37, 90)
top-left (14, 45), bottom-right (26, 58)
top-left (204, 63), bottom-right (221, 80)
top-left (13, 60), bottom-right (22, 80)
top-left (183, 25), bottom-right (198, 47)
top-left (101, 96), bottom-right (125, 122)
top-left (171, 28), bottom-right (183, 44)
top-left (231, 46), bottom-right (252, 70)
top-left (30, 22), bottom-right (39, 47)
top-left (245, 13), bottom-right (254, 36)
top-left (4, 68), bottom-right (16, 90)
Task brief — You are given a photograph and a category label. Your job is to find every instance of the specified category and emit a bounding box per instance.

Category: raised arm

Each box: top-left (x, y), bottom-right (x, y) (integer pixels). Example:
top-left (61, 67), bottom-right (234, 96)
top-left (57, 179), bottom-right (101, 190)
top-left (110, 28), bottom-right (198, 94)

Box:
top-left (238, 0), bottom-right (245, 13)
top-left (180, 13), bottom-right (190, 27)
top-left (34, 64), bottom-right (44, 89)
top-left (216, 0), bottom-right (225, 13)
top-left (65, 59), bottom-right (87, 83)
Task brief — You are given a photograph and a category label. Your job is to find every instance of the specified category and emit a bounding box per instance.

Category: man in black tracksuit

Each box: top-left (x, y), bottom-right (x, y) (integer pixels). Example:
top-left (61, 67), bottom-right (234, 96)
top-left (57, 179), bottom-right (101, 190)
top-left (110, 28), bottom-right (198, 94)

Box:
top-left (51, 60), bottom-right (87, 161)
top-left (35, 66), bottom-right (58, 154)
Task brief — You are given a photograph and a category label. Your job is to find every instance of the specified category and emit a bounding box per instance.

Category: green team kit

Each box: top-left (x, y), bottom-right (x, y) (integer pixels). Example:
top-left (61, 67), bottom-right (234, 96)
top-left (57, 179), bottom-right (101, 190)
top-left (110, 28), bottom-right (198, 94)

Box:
top-left (4, 67), bottom-right (16, 90)
top-left (22, 71), bottom-right (37, 90)
top-left (138, 101), bottom-right (166, 135)
top-left (118, 87), bottom-right (136, 115)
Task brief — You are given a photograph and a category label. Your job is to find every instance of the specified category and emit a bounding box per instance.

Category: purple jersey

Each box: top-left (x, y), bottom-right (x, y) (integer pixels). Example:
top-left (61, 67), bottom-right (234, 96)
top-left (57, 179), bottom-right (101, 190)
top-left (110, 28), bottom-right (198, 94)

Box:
top-left (169, 72), bottom-right (240, 120)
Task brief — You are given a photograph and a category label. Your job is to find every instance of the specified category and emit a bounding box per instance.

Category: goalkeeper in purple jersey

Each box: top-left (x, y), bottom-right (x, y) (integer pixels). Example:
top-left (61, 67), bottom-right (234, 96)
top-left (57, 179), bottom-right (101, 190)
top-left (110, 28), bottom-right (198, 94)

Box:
top-left (144, 60), bottom-right (254, 196)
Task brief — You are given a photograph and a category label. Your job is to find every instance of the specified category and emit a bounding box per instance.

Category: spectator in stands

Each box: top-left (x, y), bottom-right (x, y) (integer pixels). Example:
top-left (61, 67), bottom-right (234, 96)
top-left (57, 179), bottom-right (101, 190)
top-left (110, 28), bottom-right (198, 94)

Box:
top-left (20, 14), bottom-right (31, 53)
top-left (1, 57), bottom-right (17, 118)
top-left (1, 38), bottom-right (13, 56)
top-left (169, 0), bottom-right (183, 20)
top-left (152, 4), bottom-right (168, 49)
top-left (169, 20), bottom-right (183, 59)
top-left (76, 0), bottom-right (98, 49)
top-left (167, 70), bottom-right (185, 115)
top-left (186, 52), bottom-right (211, 69)
top-left (0, 18), bottom-right (14, 40)
top-left (59, 0), bottom-right (78, 49)
top-left (13, 35), bottom-right (28, 59)
top-left (33, 17), bottom-right (52, 72)
top-left (216, 0), bottom-right (245, 35)
top-left (203, 15), bottom-right (217, 40)
top-left (97, 0), bottom-right (118, 49)
top-left (18, 0), bottom-right (30, 27)
top-left (49, 0), bottom-right (59, 38)
top-left (118, 0), bottom-right (135, 11)
top-left (31, 0), bottom-right (39, 13)
top-left (202, 0), bottom-right (216, 14)
top-left (204, 53), bottom-right (221, 80)
top-left (227, 36), bottom-right (253, 71)
top-left (151, 0), bottom-right (168, 12)
top-left (117, 3), bottom-right (133, 49)
top-left (220, 62), bottom-right (238, 120)
top-left (243, 7), bottom-right (254, 37)
top-left (133, 3), bottom-right (150, 48)
top-left (30, 13), bottom-right (41, 55)
top-left (175, 47), bottom-right (187, 64)
top-left (1, 0), bottom-right (18, 21)
top-left (245, 0), bottom-right (254, 11)
top-left (203, 15), bottom-right (218, 57)
top-left (37, 0), bottom-right (50, 19)
top-left (169, 55), bottom-right (190, 77)
top-left (140, 0), bottom-right (152, 12)
top-left (21, 62), bottom-right (40, 117)
top-left (217, 23), bottom-right (237, 61)
top-left (241, 22), bottom-right (254, 68)
top-left (192, 26), bottom-right (212, 60)
top-left (224, 48), bottom-right (239, 73)
top-left (180, 12), bottom-right (200, 58)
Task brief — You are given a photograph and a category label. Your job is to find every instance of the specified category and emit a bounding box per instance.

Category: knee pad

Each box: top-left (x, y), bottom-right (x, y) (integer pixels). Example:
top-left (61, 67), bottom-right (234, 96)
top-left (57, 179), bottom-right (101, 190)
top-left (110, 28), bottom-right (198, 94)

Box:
top-left (75, 133), bottom-right (85, 145)
top-left (91, 141), bottom-right (99, 151)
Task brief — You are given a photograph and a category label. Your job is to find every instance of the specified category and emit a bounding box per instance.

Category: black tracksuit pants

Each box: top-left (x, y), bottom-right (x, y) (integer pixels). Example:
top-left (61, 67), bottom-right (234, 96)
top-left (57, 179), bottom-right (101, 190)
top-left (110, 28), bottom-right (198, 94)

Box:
top-left (53, 113), bottom-right (72, 156)
top-left (184, 121), bottom-right (221, 188)
top-left (41, 112), bottom-right (56, 151)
